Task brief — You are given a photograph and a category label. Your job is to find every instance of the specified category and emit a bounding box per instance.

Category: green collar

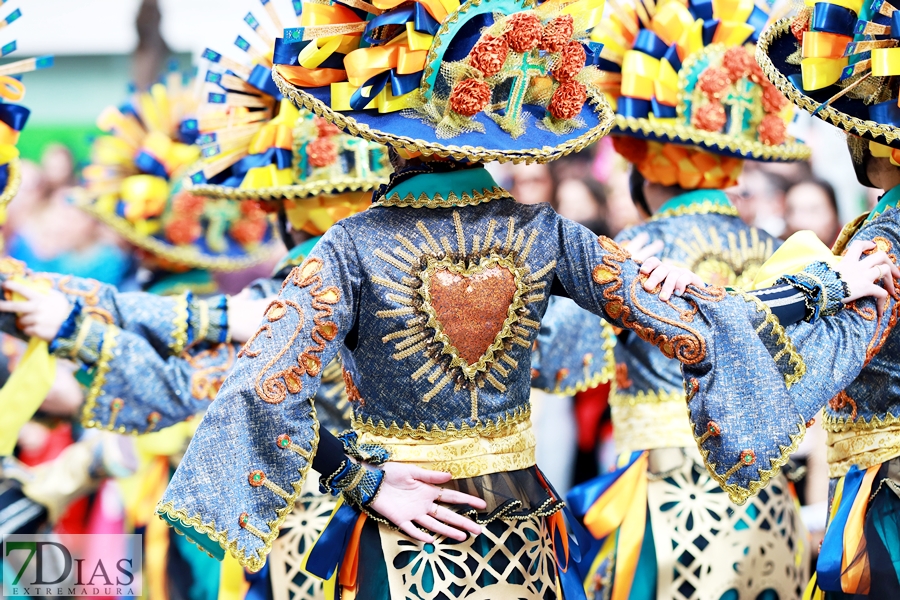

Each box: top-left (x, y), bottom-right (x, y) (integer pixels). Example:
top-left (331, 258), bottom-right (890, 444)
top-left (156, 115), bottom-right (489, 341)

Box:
top-left (374, 168), bottom-right (513, 208)
top-left (867, 185), bottom-right (900, 222)
top-left (650, 189), bottom-right (738, 221)
top-left (273, 236), bottom-right (321, 276)
top-left (146, 269), bottom-right (218, 296)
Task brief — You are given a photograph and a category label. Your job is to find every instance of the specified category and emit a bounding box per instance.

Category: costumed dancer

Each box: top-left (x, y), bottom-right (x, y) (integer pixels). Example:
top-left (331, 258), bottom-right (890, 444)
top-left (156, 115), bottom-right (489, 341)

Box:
top-left (565, 0), bottom-right (813, 596)
top-left (676, 3), bottom-right (900, 598)
top-left (147, 1), bottom-right (888, 597)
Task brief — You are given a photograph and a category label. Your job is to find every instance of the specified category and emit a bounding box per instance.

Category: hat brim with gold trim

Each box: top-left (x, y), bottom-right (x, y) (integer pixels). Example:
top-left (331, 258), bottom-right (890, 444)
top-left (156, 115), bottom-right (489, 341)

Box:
top-left (757, 11), bottom-right (900, 150)
top-left (180, 2), bottom-right (392, 232)
top-left (268, 0), bottom-right (616, 164)
top-left (594, 0), bottom-right (809, 163)
top-left (76, 74), bottom-right (282, 272)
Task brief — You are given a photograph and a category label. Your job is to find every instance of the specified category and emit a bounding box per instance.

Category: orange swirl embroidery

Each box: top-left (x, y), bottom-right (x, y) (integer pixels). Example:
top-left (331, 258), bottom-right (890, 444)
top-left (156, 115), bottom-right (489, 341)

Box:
top-left (591, 236), bottom-right (724, 366)
top-left (186, 344), bottom-right (237, 400)
top-left (244, 258), bottom-right (341, 405)
top-left (861, 236), bottom-right (899, 366)
top-left (56, 276), bottom-right (114, 324)
top-left (829, 390), bottom-right (858, 421)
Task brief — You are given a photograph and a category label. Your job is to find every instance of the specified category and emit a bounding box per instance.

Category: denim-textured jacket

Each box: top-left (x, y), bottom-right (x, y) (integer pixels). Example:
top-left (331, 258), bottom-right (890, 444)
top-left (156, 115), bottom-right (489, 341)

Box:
top-left (683, 202), bottom-right (900, 504)
top-left (612, 190), bottom-right (780, 454)
top-left (154, 166), bottom-right (834, 570)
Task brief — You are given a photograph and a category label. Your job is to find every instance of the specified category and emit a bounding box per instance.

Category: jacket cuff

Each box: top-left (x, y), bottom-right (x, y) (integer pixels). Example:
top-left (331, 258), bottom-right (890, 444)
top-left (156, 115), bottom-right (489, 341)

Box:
top-left (50, 311), bottom-right (107, 367)
top-left (189, 295), bottom-right (229, 346)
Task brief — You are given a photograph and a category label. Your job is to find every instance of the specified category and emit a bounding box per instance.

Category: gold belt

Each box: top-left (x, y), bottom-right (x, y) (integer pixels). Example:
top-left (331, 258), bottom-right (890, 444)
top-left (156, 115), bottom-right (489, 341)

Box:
top-left (611, 389), bottom-right (696, 454)
top-left (826, 423), bottom-right (900, 478)
top-left (357, 419), bottom-right (536, 479)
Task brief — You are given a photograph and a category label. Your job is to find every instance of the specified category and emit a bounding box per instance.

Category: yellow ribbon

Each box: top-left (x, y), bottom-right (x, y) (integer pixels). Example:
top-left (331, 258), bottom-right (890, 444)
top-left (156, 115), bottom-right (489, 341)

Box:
top-left (713, 0), bottom-right (755, 23)
top-left (802, 32), bottom-right (852, 58)
top-left (750, 230), bottom-right (838, 289)
top-left (241, 165), bottom-right (294, 189)
top-left (651, 1), bottom-right (695, 45)
top-left (0, 144), bottom-right (19, 167)
top-left (841, 466), bottom-right (878, 594)
top-left (561, 0), bottom-right (605, 30)
top-left (120, 174), bottom-right (168, 222)
top-left (218, 555), bottom-right (249, 600)
top-left (0, 278), bottom-right (58, 456)
top-left (871, 47), bottom-right (900, 76)
top-left (801, 56), bottom-right (848, 91)
top-left (0, 75), bottom-right (24, 102)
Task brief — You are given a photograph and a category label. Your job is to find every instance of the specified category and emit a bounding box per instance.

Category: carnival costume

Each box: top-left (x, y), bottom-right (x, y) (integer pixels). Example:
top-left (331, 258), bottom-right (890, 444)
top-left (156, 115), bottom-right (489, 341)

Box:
top-left (149, 1), bottom-right (846, 598)
top-left (666, 3), bottom-right (900, 598)
top-left (558, 1), bottom-right (814, 596)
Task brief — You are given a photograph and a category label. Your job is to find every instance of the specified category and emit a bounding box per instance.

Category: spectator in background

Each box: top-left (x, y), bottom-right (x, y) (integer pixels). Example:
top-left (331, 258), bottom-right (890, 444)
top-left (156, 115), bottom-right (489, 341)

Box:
top-left (553, 175), bottom-right (610, 238)
top-left (732, 164), bottom-right (789, 237)
top-left (40, 144), bottom-right (75, 194)
top-left (784, 179), bottom-right (841, 245)
top-left (510, 163), bottom-right (555, 205)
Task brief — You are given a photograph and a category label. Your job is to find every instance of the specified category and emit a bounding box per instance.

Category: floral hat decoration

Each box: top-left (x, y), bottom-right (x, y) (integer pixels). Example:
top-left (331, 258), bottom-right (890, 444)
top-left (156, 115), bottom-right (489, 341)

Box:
top-left (263, 0), bottom-right (613, 164)
top-left (73, 70), bottom-right (282, 272)
top-left (757, 0), bottom-right (900, 156)
top-left (183, 0), bottom-right (392, 231)
top-left (594, 0), bottom-right (810, 189)
top-left (0, 2), bottom-right (52, 208)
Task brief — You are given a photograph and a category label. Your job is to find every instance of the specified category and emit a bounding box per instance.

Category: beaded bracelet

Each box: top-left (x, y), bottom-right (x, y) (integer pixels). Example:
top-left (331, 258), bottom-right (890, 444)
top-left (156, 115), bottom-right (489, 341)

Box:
top-left (779, 261), bottom-right (849, 322)
top-left (319, 459), bottom-right (384, 507)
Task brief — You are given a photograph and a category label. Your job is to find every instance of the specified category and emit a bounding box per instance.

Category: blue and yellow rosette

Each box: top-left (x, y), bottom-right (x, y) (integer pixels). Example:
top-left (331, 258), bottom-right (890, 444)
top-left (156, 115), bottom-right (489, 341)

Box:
top-left (757, 0), bottom-right (900, 150)
top-left (264, 0), bottom-right (616, 164)
top-left (592, 0), bottom-right (809, 165)
top-left (73, 70), bottom-right (282, 272)
top-left (181, 4), bottom-right (391, 229)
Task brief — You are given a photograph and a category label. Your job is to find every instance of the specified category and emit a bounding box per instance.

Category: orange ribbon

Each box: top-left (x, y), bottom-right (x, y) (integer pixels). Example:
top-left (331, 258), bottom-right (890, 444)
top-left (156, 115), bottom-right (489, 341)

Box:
top-left (276, 65), bottom-right (348, 88)
top-left (840, 465), bottom-right (878, 594)
top-left (344, 45), bottom-right (427, 86)
top-left (802, 31), bottom-right (852, 59)
top-left (339, 513), bottom-right (368, 592)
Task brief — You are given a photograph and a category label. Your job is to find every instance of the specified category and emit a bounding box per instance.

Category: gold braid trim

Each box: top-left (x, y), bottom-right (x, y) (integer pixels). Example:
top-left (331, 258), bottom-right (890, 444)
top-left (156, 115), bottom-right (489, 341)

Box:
top-left (610, 387), bottom-right (685, 407)
top-left (273, 69), bottom-right (616, 165)
top-left (373, 186), bottom-right (514, 209)
top-left (823, 411), bottom-right (900, 433)
top-left (693, 412), bottom-right (807, 506)
top-left (79, 327), bottom-right (123, 433)
top-left (186, 170), bottom-right (388, 201)
top-left (649, 200), bottom-right (739, 222)
top-left (0, 158), bottom-right (21, 208)
top-left (171, 293), bottom-right (190, 356)
top-left (156, 404), bottom-right (321, 572)
top-left (351, 405), bottom-right (530, 440)
top-left (757, 19), bottom-right (900, 146)
top-left (72, 189), bottom-right (282, 272)
top-left (729, 289), bottom-right (806, 388)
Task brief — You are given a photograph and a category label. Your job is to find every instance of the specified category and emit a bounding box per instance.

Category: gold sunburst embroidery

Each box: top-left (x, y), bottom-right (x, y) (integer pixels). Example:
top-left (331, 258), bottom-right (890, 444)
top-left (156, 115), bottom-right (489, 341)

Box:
top-left (373, 211), bottom-right (552, 419)
top-left (672, 225), bottom-right (773, 288)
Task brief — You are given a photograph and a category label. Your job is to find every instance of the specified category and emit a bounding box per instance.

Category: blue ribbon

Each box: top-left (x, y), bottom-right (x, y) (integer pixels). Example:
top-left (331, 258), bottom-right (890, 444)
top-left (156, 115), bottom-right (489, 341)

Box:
top-left (585, 41), bottom-right (621, 72)
top-left (617, 96), bottom-right (652, 119)
top-left (305, 502), bottom-right (362, 580)
top-left (0, 103), bottom-right (28, 132)
top-left (179, 119), bottom-right (200, 145)
top-left (349, 69), bottom-right (421, 109)
top-left (747, 5), bottom-right (769, 42)
top-left (244, 563), bottom-right (273, 600)
top-left (702, 19), bottom-right (720, 46)
top-left (633, 29), bottom-right (668, 59)
top-left (652, 98), bottom-right (677, 118)
top-left (870, 97), bottom-right (900, 126)
top-left (891, 10), bottom-right (900, 38)
top-left (206, 147), bottom-right (293, 186)
top-left (689, 0), bottom-right (713, 21)
top-left (247, 64), bottom-right (284, 99)
top-left (813, 2), bottom-right (858, 36)
top-left (272, 36), bottom-right (347, 69)
top-left (663, 44), bottom-right (682, 72)
top-left (816, 465), bottom-right (866, 592)
top-left (363, 3), bottom-right (439, 45)
top-left (134, 151), bottom-right (169, 179)
top-left (788, 72), bottom-right (806, 91)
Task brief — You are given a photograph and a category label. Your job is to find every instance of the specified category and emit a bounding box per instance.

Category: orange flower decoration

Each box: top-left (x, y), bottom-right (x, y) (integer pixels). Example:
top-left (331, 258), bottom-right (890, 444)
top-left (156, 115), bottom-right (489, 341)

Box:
top-left (749, 62), bottom-right (766, 85)
top-left (612, 136), bottom-right (649, 165)
top-left (697, 67), bottom-right (731, 99)
top-left (762, 83), bottom-right (788, 114)
top-left (230, 218), bottom-right (268, 246)
top-left (308, 136), bottom-right (338, 168)
top-left (172, 191), bottom-right (206, 217)
top-left (758, 114), bottom-right (787, 145)
top-left (165, 218), bottom-right (202, 245)
top-left (241, 200), bottom-right (267, 220)
top-left (791, 8), bottom-right (811, 41)
top-left (505, 13), bottom-right (542, 53)
top-left (315, 117), bottom-right (340, 137)
top-left (470, 35), bottom-right (509, 78)
top-left (723, 47), bottom-right (754, 83)
top-left (540, 15), bottom-right (574, 52)
top-left (554, 40), bottom-right (586, 82)
top-left (548, 80), bottom-right (587, 120)
top-left (692, 102), bottom-right (726, 132)
top-left (449, 79), bottom-right (491, 116)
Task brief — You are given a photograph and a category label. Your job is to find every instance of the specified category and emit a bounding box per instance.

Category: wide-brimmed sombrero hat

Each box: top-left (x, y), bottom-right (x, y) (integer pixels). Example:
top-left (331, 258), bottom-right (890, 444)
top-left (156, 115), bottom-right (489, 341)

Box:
top-left (757, 1), bottom-right (900, 151)
top-left (182, 3), bottom-right (392, 218)
top-left (259, 0), bottom-right (615, 164)
top-left (592, 0), bottom-right (809, 188)
top-left (73, 71), bottom-right (282, 272)
top-left (0, 3), bottom-right (53, 208)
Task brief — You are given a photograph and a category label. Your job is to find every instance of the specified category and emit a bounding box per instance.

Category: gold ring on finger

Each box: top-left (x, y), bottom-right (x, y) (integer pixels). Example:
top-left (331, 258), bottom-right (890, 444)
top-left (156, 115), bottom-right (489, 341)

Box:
top-left (429, 503), bottom-right (439, 517)
top-left (435, 489), bottom-right (444, 504)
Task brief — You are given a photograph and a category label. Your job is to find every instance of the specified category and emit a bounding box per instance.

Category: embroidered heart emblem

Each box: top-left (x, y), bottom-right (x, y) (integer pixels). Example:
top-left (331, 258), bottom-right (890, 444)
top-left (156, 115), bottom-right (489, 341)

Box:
top-left (420, 255), bottom-right (525, 377)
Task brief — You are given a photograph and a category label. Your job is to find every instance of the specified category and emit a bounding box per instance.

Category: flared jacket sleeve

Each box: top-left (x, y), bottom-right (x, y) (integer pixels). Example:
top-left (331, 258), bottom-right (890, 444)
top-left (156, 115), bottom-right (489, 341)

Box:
top-left (679, 214), bottom-right (900, 505)
top-left (553, 216), bottom-right (881, 505)
top-left (155, 224), bottom-right (360, 571)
